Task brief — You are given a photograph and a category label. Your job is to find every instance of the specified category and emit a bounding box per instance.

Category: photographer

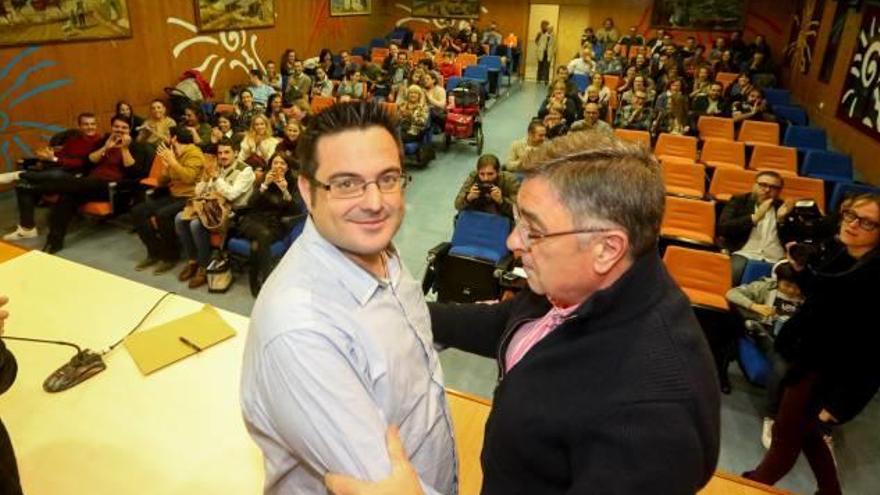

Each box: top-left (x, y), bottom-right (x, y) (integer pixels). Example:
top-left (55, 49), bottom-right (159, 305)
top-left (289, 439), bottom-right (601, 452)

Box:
top-left (454, 154), bottom-right (519, 220)
top-left (745, 193), bottom-right (880, 495)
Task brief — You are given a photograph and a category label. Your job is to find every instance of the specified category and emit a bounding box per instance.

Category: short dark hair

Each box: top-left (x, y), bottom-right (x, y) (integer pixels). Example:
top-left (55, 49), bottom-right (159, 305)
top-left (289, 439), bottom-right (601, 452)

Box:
top-left (215, 137), bottom-right (237, 152)
top-left (774, 263), bottom-right (798, 284)
top-left (477, 154), bottom-right (500, 172)
top-left (250, 69), bottom-right (263, 80)
top-left (296, 101), bottom-right (401, 181)
top-left (77, 112), bottom-right (96, 124)
top-left (172, 125), bottom-right (195, 144)
top-left (527, 119), bottom-right (546, 134)
top-left (109, 114), bottom-right (131, 128)
top-left (756, 170), bottom-right (784, 187)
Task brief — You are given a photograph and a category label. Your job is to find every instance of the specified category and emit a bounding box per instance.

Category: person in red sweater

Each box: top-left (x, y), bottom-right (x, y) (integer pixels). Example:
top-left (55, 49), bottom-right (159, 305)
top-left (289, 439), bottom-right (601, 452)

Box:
top-left (3, 116), bottom-right (148, 252)
top-left (2, 113), bottom-right (104, 241)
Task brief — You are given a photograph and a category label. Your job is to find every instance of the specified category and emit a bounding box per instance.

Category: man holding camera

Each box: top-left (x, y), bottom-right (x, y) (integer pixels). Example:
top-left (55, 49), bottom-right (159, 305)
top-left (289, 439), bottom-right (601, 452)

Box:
top-left (718, 170), bottom-right (794, 284)
top-left (454, 154), bottom-right (519, 220)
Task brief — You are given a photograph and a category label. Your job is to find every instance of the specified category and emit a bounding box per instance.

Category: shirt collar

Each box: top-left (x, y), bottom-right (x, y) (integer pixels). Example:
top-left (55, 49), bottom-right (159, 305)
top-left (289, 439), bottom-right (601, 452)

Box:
top-left (300, 217), bottom-right (401, 306)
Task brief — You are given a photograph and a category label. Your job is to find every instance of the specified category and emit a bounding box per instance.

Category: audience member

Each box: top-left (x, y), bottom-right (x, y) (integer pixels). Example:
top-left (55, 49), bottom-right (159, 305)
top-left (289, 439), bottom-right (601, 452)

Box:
top-left (181, 104), bottom-right (212, 147)
top-left (454, 154), bottom-right (519, 219)
top-left (235, 152), bottom-right (301, 291)
top-left (595, 48), bottom-right (623, 76)
top-left (132, 126), bottom-right (205, 274)
top-left (567, 47), bottom-right (596, 77)
top-left (175, 140), bottom-right (255, 288)
top-left (115, 100), bottom-right (144, 138)
top-left (237, 114), bottom-right (280, 170)
top-left (538, 82), bottom-right (578, 124)
top-left (535, 21), bottom-right (555, 84)
top-left (248, 69), bottom-right (276, 107)
top-left (690, 66), bottom-right (713, 98)
top-left (337, 69), bottom-right (366, 101)
top-left (691, 82), bottom-right (730, 117)
top-left (136, 99), bottom-right (176, 151)
top-left (506, 120), bottom-right (546, 172)
top-left (727, 72), bottom-right (755, 104)
top-left (714, 50), bottom-right (739, 74)
top-left (718, 171), bottom-right (793, 284)
top-left (570, 102), bottom-right (612, 133)
top-left (421, 71), bottom-right (446, 129)
top-left (652, 93), bottom-right (692, 136)
top-left (726, 262), bottom-right (804, 449)
top-left (210, 113), bottom-right (237, 145)
top-left (311, 67), bottom-right (334, 98)
top-left (615, 91), bottom-right (653, 131)
top-left (595, 17), bottom-right (620, 48)
top-left (541, 102), bottom-right (569, 138)
top-left (732, 88), bottom-right (776, 123)
top-left (619, 74), bottom-right (655, 107)
top-left (264, 60), bottom-right (282, 92)
top-left (274, 120), bottom-right (302, 170)
top-left (396, 85), bottom-right (429, 143)
top-left (284, 59), bottom-right (312, 103)
top-left (234, 89), bottom-right (264, 133)
top-left (265, 93), bottom-right (288, 137)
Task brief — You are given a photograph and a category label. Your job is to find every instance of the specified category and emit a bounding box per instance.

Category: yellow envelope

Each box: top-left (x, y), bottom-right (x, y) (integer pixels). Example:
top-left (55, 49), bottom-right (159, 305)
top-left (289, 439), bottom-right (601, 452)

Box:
top-left (124, 304), bottom-right (236, 375)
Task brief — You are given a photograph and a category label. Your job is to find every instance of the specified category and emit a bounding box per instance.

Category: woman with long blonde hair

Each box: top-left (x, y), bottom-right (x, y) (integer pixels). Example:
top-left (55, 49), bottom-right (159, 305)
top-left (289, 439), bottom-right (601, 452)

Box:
top-left (237, 114), bottom-right (280, 169)
top-left (397, 85), bottom-right (430, 142)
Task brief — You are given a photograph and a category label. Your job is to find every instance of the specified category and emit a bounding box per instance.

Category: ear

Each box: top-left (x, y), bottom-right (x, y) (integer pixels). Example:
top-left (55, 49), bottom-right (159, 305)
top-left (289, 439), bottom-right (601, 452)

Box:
top-left (591, 231), bottom-right (629, 275)
top-left (297, 175), bottom-right (314, 213)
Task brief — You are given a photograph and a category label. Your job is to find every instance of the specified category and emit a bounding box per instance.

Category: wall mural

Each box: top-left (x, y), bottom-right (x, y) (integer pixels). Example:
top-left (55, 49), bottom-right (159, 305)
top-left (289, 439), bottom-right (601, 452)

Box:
top-left (818, 0), bottom-right (849, 83)
top-left (838, 4), bottom-right (880, 142)
top-left (393, 2), bottom-right (487, 32)
top-left (0, 0), bottom-right (132, 47)
top-left (785, 0), bottom-right (824, 75)
top-left (650, 0), bottom-right (747, 30)
top-left (411, 0), bottom-right (480, 20)
top-left (167, 16), bottom-right (266, 89)
top-left (0, 45), bottom-right (70, 172)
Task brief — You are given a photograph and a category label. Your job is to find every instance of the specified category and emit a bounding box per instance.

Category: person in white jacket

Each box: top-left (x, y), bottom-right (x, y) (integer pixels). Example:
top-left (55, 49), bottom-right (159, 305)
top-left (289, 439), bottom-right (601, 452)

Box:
top-left (174, 139), bottom-right (256, 288)
top-left (535, 21), bottom-right (555, 84)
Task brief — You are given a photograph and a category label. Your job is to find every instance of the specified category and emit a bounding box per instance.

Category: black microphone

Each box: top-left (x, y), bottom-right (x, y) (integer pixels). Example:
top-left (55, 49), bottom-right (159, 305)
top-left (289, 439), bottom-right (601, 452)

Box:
top-left (1, 336), bottom-right (106, 393)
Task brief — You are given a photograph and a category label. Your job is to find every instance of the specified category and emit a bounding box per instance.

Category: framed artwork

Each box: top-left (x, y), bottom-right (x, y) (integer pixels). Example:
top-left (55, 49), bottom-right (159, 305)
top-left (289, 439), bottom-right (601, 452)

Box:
top-left (784, 0), bottom-right (825, 74)
top-left (650, 0), bottom-right (747, 31)
top-left (411, 0), bottom-right (480, 19)
top-left (195, 0), bottom-right (275, 32)
top-left (330, 0), bottom-right (372, 17)
top-left (0, 0), bottom-right (132, 47)
top-left (838, 3), bottom-right (880, 142)
top-left (818, 0), bottom-right (849, 83)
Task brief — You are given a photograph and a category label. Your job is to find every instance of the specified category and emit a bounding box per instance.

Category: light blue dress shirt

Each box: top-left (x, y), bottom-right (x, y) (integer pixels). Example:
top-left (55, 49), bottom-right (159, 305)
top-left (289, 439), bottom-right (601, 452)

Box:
top-left (241, 218), bottom-right (458, 494)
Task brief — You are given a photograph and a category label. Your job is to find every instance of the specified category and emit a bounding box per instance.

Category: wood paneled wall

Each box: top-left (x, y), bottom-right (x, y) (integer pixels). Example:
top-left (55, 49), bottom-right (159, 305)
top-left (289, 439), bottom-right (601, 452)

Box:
top-left (0, 0), bottom-right (384, 172)
top-left (785, 2), bottom-right (879, 185)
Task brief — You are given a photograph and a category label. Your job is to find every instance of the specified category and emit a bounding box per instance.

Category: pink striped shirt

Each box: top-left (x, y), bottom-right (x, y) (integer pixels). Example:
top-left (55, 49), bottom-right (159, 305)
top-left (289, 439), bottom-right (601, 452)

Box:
top-left (505, 304), bottom-right (578, 372)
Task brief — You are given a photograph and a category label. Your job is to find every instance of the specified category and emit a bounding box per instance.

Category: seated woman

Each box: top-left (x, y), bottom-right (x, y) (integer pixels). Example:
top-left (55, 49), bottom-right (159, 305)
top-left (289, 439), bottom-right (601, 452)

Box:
top-left (237, 114), bottom-right (280, 170)
top-left (652, 93), bottom-right (692, 136)
top-left (396, 85), bottom-right (430, 143)
top-left (210, 113), bottom-right (239, 146)
top-left (619, 75), bottom-right (656, 108)
top-left (233, 89), bottom-right (264, 133)
top-left (585, 75), bottom-right (611, 106)
top-left (311, 67), bottom-right (335, 98)
top-left (581, 85), bottom-right (609, 121)
top-left (235, 153), bottom-right (301, 294)
top-left (136, 99), bottom-right (176, 152)
top-left (274, 120), bottom-right (302, 171)
top-left (542, 102), bottom-right (569, 138)
top-left (538, 80), bottom-right (579, 124)
top-left (265, 93), bottom-right (287, 137)
top-left (726, 72), bottom-right (755, 105)
top-left (422, 71), bottom-right (446, 130)
top-left (181, 104), bottom-right (212, 149)
top-left (116, 100), bottom-right (144, 139)
top-left (714, 50), bottom-right (739, 74)
top-left (689, 66), bottom-right (713, 99)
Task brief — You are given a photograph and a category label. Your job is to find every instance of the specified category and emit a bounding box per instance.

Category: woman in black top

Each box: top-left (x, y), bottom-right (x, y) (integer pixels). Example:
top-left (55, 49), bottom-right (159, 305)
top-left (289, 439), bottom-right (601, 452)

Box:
top-left (235, 153), bottom-right (301, 295)
top-left (745, 193), bottom-right (880, 495)
top-left (115, 101), bottom-right (144, 139)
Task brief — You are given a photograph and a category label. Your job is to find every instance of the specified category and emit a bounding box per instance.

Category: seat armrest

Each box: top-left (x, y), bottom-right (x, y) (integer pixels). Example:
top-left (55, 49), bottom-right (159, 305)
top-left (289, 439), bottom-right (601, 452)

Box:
top-left (426, 242), bottom-right (451, 263)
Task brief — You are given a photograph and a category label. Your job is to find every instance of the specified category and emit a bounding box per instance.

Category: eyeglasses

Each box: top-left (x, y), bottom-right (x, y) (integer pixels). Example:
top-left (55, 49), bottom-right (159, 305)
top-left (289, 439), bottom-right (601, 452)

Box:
top-left (311, 171), bottom-right (410, 199)
top-left (756, 182), bottom-right (782, 191)
top-left (841, 209), bottom-right (880, 232)
top-left (513, 210), bottom-right (611, 250)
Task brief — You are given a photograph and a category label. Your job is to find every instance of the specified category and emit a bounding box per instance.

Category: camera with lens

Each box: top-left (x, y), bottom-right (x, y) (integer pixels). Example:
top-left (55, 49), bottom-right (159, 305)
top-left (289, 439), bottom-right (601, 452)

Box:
top-left (477, 182), bottom-right (494, 195)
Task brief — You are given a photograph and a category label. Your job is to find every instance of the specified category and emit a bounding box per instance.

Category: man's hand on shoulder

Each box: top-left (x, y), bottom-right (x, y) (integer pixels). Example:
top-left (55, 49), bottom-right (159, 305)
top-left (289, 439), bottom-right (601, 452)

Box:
top-left (325, 426), bottom-right (424, 495)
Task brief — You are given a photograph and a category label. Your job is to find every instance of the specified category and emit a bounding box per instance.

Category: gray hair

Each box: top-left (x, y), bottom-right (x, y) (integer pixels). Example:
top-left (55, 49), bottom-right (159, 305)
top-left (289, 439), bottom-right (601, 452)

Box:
top-left (520, 130), bottom-right (665, 257)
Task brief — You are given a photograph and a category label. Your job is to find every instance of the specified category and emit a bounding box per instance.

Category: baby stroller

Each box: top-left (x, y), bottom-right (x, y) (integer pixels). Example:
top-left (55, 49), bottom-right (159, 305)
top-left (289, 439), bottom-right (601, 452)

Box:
top-left (444, 81), bottom-right (484, 154)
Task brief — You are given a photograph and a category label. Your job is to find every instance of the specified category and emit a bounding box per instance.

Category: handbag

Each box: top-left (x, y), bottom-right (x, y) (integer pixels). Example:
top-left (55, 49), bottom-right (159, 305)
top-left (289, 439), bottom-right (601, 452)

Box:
top-left (181, 192), bottom-right (231, 232)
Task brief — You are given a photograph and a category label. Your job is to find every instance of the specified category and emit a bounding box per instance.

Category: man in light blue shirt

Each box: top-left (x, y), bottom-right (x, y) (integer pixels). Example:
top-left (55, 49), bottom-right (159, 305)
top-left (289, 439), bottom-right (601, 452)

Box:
top-left (248, 69), bottom-right (276, 107)
top-left (240, 101), bottom-right (457, 495)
